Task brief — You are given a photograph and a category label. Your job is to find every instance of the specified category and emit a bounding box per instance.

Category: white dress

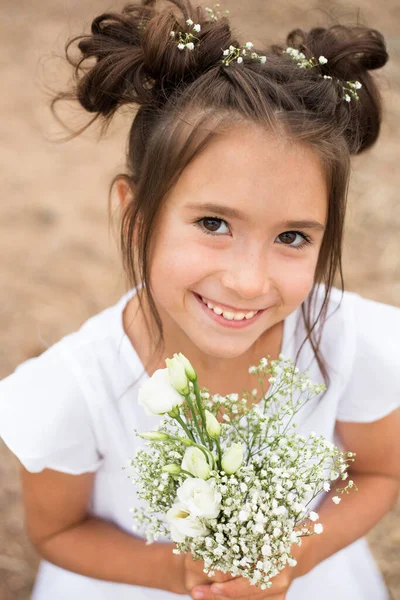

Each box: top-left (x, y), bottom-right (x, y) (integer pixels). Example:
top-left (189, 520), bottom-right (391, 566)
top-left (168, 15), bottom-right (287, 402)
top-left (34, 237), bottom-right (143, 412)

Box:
top-left (0, 285), bottom-right (399, 600)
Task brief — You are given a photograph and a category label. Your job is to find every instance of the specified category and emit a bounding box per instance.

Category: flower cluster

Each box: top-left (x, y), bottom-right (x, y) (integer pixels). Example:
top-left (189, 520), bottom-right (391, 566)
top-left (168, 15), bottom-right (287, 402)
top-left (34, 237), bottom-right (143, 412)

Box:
top-left (222, 42), bottom-right (267, 66)
top-left (170, 19), bottom-right (201, 51)
top-left (205, 3), bottom-right (230, 21)
top-left (284, 47), bottom-right (328, 69)
top-left (127, 353), bottom-right (356, 590)
top-left (284, 46), bottom-right (362, 103)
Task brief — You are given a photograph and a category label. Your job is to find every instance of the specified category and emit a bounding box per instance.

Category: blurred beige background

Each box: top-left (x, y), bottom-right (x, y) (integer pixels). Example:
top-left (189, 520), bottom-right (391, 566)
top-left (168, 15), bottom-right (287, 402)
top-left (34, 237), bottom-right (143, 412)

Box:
top-left (0, 0), bottom-right (399, 598)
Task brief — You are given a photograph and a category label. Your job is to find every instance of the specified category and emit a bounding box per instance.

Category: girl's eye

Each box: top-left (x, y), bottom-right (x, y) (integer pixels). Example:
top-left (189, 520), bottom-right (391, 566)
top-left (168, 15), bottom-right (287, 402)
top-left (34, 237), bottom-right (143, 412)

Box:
top-left (276, 231), bottom-right (313, 250)
top-left (196, 217), bottom-right (230, 235)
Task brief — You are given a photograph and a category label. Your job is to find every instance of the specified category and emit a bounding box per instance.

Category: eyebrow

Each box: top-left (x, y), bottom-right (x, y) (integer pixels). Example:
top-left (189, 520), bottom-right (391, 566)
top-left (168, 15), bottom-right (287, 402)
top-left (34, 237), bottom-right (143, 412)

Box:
top-left (185, 202), bottom-right (326, 231)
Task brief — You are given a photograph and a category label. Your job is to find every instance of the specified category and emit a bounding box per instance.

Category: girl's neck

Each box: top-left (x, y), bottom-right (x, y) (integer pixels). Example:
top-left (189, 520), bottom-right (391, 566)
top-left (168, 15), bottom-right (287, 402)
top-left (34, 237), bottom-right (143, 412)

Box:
top-left (123, 290), bottom-right (284, 397)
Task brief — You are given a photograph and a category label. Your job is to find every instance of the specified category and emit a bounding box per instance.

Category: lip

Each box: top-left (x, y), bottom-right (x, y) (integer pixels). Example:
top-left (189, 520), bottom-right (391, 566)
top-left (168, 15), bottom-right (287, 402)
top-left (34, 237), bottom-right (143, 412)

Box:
top-left (193, 292), bottom-right (266, 329)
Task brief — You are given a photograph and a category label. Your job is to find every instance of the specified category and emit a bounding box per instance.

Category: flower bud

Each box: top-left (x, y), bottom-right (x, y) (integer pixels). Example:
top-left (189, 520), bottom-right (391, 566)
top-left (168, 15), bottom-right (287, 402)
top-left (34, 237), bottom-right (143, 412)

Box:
top-left (221, 442), bottom-right (243, 474)
top-left (175, 353), bottom-right (197, 382)
top-left (205, 410), bottom-right (221, 439)
top-left (182, 447), bottom-right (211, 480)
top-left (162, 464), bottom-right (182, 475)
top-left (140, 431), bottom-right (169, 441)
top-left (166, 357), bottom-right (190, 396)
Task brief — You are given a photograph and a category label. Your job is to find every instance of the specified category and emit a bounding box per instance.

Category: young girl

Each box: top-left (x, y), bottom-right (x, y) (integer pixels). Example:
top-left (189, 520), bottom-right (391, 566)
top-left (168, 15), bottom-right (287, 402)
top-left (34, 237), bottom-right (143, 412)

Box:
top-left (1, 1), bottom-right (399, 599)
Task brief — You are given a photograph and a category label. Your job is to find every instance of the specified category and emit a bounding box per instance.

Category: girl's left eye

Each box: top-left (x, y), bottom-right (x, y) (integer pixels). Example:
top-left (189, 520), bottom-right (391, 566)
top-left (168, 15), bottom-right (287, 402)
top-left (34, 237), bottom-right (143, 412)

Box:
top-left (276, 231), bottom-right (313, 250)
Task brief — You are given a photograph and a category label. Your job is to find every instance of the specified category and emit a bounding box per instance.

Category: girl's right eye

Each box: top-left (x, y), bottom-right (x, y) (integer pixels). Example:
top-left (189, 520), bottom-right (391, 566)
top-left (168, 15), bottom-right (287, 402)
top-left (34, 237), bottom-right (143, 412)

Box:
top-left (195, 217), bottom-right (230, 236)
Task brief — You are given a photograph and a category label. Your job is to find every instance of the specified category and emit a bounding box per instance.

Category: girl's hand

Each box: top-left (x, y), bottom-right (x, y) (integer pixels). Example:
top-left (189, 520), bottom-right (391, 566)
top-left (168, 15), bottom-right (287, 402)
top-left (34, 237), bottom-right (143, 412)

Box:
top-left (182, 552), bottom-right (234, 594)
top-left (190, 567), bottom-right (291, 600)
top-left (189, 540), bottom-right (307, 600)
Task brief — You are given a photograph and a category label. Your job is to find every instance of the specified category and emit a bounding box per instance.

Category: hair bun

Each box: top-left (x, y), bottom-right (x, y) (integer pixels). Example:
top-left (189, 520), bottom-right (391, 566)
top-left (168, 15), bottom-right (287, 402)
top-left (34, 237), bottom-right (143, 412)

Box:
top-left (59, 0), bottom-right (233, 122)
top-left (284, 23), bottom-right (389, 154)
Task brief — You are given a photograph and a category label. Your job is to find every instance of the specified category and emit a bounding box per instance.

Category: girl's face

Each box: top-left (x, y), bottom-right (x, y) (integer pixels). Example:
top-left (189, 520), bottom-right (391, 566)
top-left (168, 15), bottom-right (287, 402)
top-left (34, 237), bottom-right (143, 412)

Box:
top-left (147, 124), bottom-right (328, 362)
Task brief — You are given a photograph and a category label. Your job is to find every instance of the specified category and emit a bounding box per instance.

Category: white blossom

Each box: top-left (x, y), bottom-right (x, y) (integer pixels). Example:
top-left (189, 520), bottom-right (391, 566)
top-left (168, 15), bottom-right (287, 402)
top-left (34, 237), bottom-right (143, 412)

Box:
top-left (177, 478), bottom-right (222, 519)
top-left (138, 368), bottom-right (185, 415)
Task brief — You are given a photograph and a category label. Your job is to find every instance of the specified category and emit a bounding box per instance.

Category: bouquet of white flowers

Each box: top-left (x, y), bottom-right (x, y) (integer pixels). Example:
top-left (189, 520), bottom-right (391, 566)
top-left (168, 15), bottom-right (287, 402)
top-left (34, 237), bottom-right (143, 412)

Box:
top-left (127, 353), bottom-right (356, 590)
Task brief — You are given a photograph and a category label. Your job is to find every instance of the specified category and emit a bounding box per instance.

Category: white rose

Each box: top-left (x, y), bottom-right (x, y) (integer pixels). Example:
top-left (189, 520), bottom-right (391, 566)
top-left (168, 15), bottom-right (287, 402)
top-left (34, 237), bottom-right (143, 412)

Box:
top-left (181, 447), bottom-right (211, 480)
top-left (166, 503), bottom-right (209, 542)
top-left (177, 478), bottom-right (222, 519)
top-left (138, 368), bottom-right (185, 416)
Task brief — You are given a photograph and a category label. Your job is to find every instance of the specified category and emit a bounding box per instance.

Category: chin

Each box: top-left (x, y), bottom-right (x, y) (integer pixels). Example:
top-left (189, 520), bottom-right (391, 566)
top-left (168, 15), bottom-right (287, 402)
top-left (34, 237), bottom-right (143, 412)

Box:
top-left (194, 337), bottom-right (253, 360)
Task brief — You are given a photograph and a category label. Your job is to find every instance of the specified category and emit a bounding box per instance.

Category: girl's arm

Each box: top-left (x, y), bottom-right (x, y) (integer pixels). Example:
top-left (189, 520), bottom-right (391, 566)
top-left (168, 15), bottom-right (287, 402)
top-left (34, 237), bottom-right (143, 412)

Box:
top-left (20, 466), bottom-right (192, 593)
top-left (297, 409), bottom-right (400, 576)
top-left (192, 410), bottom-right (400, 599)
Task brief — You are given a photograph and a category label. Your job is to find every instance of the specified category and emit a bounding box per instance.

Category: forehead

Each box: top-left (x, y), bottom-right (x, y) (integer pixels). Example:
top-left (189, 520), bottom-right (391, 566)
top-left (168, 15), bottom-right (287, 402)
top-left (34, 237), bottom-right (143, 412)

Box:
top-left (172, 124), bottom-right (328, 221)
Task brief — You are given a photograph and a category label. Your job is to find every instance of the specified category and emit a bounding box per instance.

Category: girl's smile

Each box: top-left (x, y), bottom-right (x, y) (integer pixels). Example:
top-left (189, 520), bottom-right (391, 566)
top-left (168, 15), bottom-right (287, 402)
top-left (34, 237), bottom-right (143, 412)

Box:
top-left (192, 291), bottom-right (267, 329)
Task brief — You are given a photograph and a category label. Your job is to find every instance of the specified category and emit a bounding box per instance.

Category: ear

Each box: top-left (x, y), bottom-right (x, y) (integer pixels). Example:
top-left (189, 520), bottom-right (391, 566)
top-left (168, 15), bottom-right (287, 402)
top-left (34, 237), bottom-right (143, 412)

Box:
top-left (116, 176), bottom-right (135, 213)
top-left (115, 176), bottom-right (140, 246)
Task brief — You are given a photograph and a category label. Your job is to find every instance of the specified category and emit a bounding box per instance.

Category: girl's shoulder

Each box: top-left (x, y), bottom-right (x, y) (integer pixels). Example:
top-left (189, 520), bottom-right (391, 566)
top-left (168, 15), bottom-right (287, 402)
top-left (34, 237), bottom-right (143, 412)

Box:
top-left (311, 285), bottom-right (400, 421)
top-left (316, 284), bottom-right (400, 353)
top-left (0, 288), bottom-right (140, 473)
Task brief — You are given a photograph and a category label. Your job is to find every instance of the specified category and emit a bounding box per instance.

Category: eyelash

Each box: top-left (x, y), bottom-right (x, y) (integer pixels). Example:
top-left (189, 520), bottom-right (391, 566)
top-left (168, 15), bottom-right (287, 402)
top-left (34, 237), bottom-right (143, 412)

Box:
top-left (195, 217), bottom-right (313, 251)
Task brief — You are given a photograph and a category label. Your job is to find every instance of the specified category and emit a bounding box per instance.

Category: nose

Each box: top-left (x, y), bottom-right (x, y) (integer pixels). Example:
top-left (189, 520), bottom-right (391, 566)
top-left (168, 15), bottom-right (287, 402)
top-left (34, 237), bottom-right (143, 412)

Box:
top-left (221, 249), bottom-right (272, 301)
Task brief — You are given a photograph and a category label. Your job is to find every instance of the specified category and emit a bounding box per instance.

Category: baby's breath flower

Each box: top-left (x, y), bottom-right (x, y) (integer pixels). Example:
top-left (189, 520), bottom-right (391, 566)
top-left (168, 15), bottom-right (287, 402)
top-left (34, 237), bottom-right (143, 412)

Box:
top-left (314, 523), bottom-right (324, 534)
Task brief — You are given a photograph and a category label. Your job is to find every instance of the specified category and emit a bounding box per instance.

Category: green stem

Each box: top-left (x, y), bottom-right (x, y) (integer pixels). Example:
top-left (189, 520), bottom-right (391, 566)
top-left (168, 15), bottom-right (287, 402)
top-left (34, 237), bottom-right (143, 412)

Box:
top-left (215, 437), bottom-right (223, 470)
top-left (174, 414), bottom-right (196, 442)
top-left (184, 393), bottom-right (205, 445)
top-left (180, 469), bottom-right (195, 478)
top-left (193, 379), bottom-right (214, 449)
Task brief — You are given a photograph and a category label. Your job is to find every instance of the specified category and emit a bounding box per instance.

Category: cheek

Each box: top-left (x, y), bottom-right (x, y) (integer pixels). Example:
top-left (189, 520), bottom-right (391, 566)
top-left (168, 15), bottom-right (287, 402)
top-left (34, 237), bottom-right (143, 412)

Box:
top-left (272, 254), bottom-right (317, 301)
top-left (149, 222), bottom-right (213, 287)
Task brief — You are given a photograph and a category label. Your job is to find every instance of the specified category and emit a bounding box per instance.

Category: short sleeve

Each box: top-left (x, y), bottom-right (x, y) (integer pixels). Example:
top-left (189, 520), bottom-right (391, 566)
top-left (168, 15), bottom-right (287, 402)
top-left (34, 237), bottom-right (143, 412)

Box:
top-left (0, 346), bottom-right (103, 474)
top-left (336, 294), bottom-right (400, 422)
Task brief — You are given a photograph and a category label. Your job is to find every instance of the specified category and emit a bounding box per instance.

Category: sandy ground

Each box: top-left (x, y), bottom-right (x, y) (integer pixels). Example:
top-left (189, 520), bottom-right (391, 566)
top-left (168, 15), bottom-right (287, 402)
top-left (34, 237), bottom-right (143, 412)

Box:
top-left (0, 0), bottom-right (399, 598)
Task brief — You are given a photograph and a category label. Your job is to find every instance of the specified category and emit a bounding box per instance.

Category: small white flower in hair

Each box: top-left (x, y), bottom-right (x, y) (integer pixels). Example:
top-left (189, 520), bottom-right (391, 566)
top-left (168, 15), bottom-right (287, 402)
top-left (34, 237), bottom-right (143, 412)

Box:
top-left (260, 56), bottom-right (267, 64)
top-left (177, 43), bottom-right (185, 51)
top-left (223, 49), bottom-right (229, 56)
top-left (344, 94), bottom-right (351, 102)
top-left (186, 19), bottom-right (194, 26)
top-left (193, 24), bottom-right (201, 33)
top-left (318, 55), bottom-right (328, 64)
top-left (170, 31), bottom-right (175, 38)
top-left (245, 42), bottom-right (254, 49)
top-left (186, 42), bottom-right (195, 51)
top-left (237, 56), bottom-right (243, 64)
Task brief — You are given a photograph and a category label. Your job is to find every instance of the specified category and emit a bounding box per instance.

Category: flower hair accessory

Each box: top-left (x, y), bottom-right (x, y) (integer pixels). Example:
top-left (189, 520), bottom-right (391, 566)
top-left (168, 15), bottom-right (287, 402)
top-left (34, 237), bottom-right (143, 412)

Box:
top-left (222, 42), bottom-right (267, 66)
top-left (284, 47), bottom-right (362, 103)
top-left (205, 3), bottom-right (230, 21)
top-left (170, 19), bottom-right (201, 51)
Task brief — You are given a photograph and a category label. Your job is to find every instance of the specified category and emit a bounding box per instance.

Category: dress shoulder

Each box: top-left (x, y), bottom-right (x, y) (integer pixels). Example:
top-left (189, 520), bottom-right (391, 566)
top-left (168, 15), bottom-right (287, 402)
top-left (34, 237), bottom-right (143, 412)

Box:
top-left (334, 290), bottom-right (400, 422)
top-left (0, 342), bottom-right (103, 474)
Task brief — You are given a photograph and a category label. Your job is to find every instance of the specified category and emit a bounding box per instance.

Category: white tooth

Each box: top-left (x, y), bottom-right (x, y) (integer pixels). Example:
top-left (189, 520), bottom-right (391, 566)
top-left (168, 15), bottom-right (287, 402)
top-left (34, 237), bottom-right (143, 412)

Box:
top-left (233, 312), bottom-right (246, 321)
top-left (222, 311), bottom-right (235, 320)
top-left (245, 311), bottom-right (257, 319)
top-left (213, 306), bottom-right (223, 315)
top-left (206, 301), bottom-right (214, 309)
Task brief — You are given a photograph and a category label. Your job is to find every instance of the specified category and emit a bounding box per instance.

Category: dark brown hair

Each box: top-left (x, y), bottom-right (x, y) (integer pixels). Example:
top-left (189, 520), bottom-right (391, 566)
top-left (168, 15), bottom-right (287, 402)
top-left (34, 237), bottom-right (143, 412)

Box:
top-left (52, 0), bottom-right (389, 387)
